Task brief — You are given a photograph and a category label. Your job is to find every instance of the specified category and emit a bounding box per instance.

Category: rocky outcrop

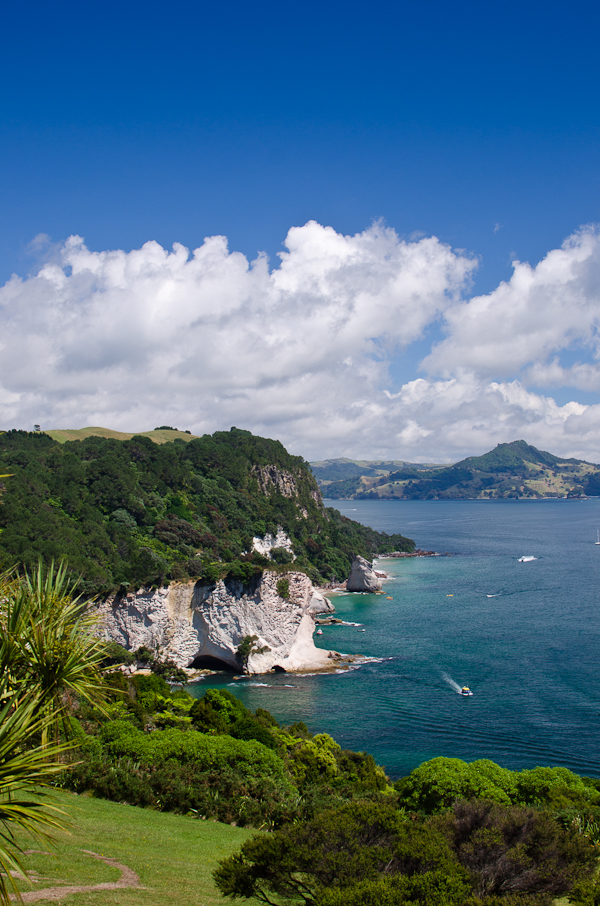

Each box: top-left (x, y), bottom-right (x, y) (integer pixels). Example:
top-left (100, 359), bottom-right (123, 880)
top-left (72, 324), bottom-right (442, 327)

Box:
top-left (98, 571), bottom-right (335, 674)
top-left (252, 528), bottom-right (295, 559)
top-left (252, 464), bottom-right (322, 506)
top-left (346, 555), bottom-right (383, 593)
top-left (252, 465), bottom-right (300, 499)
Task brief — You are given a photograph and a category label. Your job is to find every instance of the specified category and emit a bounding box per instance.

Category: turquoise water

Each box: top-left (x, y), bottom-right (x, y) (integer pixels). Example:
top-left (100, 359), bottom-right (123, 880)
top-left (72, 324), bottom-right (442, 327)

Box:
top-left (188, 499), bottom-right (600, 779)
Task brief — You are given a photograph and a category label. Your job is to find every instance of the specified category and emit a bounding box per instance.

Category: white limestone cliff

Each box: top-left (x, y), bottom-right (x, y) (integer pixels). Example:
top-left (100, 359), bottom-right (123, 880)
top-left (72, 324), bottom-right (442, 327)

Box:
top-left (252, 527), bottom-right (295, 559)
top-left (346, 555), bottom-right (383, 593)
top-left (98, 571), bottom-right (336, 674)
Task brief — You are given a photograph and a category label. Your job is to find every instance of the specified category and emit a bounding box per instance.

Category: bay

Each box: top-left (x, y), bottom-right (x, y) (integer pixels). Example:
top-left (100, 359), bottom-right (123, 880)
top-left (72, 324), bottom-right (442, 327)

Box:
top-left (188, 499), bottom-right (600, 779)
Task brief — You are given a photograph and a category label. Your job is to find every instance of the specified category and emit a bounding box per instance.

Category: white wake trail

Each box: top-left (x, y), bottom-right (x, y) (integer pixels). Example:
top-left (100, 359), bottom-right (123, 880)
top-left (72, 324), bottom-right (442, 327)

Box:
top-left (442, 672), bottom-right (463, 694)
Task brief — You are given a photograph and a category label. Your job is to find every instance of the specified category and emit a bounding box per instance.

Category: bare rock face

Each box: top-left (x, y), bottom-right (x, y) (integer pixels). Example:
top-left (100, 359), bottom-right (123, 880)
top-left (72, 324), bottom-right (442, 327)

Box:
top-left (252, 464), bottom-right (322, 506)
top-left (346, 555), bottom-right (383, 593)
top-left (97, 571), bottom-right (335, 674)
top-left (252, 527), bottom-right (295, 559)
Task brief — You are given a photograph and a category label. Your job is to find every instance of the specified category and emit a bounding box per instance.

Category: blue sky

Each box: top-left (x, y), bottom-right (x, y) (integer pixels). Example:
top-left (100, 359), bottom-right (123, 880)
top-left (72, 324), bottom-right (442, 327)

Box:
top-left (2, 0), bottom-right (600, 461)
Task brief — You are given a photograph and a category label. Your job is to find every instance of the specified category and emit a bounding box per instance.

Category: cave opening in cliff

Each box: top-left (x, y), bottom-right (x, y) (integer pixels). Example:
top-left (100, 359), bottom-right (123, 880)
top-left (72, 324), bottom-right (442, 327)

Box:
top-left (189, 655), bottom-right (237, 670)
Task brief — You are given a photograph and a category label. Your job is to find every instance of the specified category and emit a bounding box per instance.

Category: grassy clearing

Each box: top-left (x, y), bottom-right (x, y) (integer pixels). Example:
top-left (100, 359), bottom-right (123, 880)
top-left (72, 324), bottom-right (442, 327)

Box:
top-left (12, 790), bottom-right (258, 905)
top-left (45, 427), bottom-right (199, 445)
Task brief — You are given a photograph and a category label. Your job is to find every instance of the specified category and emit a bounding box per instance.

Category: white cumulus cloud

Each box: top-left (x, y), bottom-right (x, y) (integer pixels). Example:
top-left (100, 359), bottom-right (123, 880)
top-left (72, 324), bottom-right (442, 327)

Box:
top-left (1, 220), bottom-right (600, 463)
top-left (0, 221), bottom-right (473, 456)
top-left (422, 225), bottom-right (600, 384)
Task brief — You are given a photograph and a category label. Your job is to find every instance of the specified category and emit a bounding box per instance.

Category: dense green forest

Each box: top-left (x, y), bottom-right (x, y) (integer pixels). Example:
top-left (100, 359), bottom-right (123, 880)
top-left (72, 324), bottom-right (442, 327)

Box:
top-left (0, 428), bottom-right (413, 592)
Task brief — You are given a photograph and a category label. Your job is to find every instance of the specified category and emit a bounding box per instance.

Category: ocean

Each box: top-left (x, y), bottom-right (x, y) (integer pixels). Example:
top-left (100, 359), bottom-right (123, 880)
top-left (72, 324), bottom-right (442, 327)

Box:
top-left (188, 498), bottom-right (600, 779)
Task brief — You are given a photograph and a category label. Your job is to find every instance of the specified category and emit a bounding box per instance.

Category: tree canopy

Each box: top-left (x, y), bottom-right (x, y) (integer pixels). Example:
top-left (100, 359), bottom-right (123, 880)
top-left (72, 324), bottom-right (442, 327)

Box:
top-left (0, 428), bottom-right (413, 593)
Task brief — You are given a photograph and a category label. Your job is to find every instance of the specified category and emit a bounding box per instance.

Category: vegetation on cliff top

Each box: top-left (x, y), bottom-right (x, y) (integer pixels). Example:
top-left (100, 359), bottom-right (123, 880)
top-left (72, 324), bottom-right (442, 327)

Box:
top-left (0, 427), bottom-right (413, 592)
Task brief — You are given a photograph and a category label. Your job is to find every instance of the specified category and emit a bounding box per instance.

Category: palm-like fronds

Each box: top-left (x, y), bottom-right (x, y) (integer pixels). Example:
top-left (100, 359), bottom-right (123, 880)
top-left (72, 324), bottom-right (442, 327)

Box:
top-left (0, 683), bottom-right (71, 904)
top-left (0, 561), bottom-right (110, 744)
top-left (0, 562), bottom-right (110, 901)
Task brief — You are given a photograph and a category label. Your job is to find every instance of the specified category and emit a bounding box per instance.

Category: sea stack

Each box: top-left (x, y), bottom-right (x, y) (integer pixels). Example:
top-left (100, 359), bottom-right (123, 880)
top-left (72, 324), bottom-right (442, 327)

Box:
top-left (346, 555), bottom-right (383, 593)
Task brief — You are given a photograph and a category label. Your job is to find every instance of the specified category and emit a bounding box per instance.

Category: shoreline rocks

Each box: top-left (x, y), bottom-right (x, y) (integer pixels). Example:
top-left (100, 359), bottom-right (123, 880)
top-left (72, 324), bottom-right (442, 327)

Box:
top-left (380, 549), bottom-right (440, 558)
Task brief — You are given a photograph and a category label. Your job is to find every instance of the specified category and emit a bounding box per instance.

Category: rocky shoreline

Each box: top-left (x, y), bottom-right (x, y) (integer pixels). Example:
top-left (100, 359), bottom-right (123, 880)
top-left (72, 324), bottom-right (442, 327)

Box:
top-left (100, 553), bottom-right (430, 676)
top-left (380, 548), bottom-right (440, 557)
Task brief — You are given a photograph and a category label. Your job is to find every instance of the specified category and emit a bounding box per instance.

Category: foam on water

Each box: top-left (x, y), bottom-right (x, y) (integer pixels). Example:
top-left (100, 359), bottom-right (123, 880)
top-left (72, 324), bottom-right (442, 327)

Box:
top-left (441, 672), bottom-right (464, 694)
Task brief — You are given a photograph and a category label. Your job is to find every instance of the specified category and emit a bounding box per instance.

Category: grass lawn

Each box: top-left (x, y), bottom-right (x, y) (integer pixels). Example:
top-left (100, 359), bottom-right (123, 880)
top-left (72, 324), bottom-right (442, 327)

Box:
top-left (12, 790), bottom-right (259, 905)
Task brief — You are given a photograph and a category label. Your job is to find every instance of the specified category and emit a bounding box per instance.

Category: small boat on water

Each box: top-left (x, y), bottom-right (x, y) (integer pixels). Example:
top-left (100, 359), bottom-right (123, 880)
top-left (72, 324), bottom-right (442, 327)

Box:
top-left (595, 530), bottom-right (600, 545)
top-left (460, 686), bottom-right (473, 696)
top-left (517, 555), bottom-right (536, 562)
top-left (316, 629), bottom-right (323, 635)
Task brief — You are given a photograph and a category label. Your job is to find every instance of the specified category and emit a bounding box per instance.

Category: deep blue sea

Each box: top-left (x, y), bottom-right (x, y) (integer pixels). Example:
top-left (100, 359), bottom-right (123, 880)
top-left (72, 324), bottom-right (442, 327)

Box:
top-left (188, 499), bottom-right (600, 779)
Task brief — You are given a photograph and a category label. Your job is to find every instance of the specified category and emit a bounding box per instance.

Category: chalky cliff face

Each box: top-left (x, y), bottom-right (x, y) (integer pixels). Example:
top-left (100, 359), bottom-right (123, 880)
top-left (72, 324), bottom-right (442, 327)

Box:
top-left (98, 571), bottom-right (335, 674)
top-left (346, 555), bottom-right (383, 592)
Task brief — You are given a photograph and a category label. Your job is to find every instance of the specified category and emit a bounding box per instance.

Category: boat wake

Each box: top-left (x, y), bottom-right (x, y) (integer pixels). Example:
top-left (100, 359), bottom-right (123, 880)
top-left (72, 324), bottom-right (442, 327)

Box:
top-left (441, 672), bottom-right (466, 695)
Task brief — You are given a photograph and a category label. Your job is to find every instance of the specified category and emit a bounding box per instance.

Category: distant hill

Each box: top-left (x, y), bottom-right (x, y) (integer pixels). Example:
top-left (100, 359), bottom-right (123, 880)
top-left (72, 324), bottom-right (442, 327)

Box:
top-left (311, 441), bottom-right (600, 500)
top-left (310, 457), bottom-right (444, 497)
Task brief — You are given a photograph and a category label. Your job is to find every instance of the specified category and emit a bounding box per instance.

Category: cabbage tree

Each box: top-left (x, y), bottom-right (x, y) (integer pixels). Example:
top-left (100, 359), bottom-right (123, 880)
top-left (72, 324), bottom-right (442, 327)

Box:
top-left (0, 682), bottom-right (69, 904)
top-left (0, 561), bottom-right (109, 743)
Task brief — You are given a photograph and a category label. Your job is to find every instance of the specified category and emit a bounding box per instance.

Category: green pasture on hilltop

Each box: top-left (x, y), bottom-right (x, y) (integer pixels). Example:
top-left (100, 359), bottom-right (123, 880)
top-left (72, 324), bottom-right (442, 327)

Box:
top-left (45, 426), bottom-right (199, 444)
top-left (13, 790), bottom-right (259, 906)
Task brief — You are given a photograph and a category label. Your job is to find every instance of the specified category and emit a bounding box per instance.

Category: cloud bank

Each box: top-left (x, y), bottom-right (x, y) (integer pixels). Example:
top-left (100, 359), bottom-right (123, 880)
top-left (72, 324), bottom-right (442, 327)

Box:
top-left (1, 221), bottom-right (600, 462)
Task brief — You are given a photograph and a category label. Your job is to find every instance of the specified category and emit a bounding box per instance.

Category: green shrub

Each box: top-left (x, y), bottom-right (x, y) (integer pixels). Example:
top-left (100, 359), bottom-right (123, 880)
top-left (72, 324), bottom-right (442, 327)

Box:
top-left (515, 765), bottom-right (599, 808)
top-left (396, 757), bottom-right (600, 815)
top-left (215, 797), bottom-right (598, 905)
top-left (100, 641), bottom-right (135, 666)
top-left (276, 577), bottom-right (290, 599)
top-left (134, 645), bottom-right (154, 663)
top-left (132, 673), bottom-right (171, 696)
top-left (571, 878), bottom-right (600, 906)
top-left (395, 757), bottom-right (514, 812)
top-left (434, 798), bottom-right (598, 900)
top-left (236, 635), bottom-right (270, 668)
top-left (214, 801), bottom-right (463, 903)
top-left (65, 721), bottom-right (297, 827)
top-left (151, 659), bottom-right (188, 683)
top-left (226, 561), bottom-right (263, 582)
top-left (317, 871), bottom-right (470, 906)
top-left (229, 717), bottom-right (278, 751)
top-left (196, 562), bottom-right (221, 584)
top-left (189, 688), bottom-right (248, 732)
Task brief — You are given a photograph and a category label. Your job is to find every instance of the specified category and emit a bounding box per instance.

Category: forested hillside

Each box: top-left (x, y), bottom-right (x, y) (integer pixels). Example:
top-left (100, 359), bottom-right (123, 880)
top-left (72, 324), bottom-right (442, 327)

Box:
top-left (0, 428), bottom-right (413, 592)
top-left (316, 440), bottom-right (600, 500)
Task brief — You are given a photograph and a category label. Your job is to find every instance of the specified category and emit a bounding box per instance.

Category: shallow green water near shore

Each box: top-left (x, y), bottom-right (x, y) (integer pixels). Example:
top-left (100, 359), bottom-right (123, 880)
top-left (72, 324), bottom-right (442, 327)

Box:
top-left (189, 499), bottom-right (600, 779)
